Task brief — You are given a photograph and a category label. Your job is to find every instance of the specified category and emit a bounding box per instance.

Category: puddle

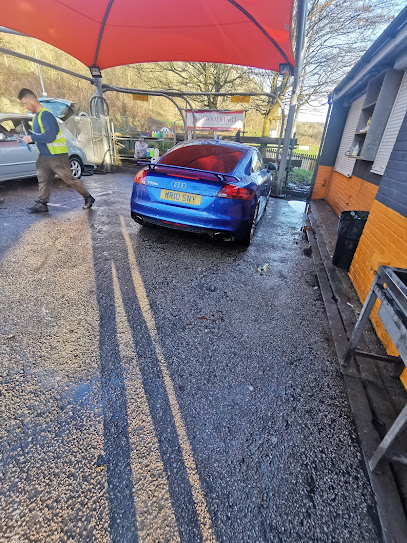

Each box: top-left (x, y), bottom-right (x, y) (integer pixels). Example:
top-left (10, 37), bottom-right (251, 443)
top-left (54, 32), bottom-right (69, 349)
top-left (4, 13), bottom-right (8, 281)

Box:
top-left (287, 200), bottom-right (307, 214)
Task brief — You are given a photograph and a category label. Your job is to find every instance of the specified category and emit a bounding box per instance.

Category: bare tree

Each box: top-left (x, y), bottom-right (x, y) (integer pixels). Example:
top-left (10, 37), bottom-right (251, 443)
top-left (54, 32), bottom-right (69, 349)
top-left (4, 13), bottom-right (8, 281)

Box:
top-left (248, 0), bottom-right (404, 135)
top-left (248, 71), bottom-right (291, 136)
top-left (132, 62), bottom-right (253, 109)
top-left (297, 0), bottom-right (404, 111)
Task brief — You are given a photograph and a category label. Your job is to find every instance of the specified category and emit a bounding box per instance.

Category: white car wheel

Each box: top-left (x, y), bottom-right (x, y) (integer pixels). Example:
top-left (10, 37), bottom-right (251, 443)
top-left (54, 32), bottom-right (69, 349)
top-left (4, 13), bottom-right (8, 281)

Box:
top-left (69, 157), bottom-right (83, 179)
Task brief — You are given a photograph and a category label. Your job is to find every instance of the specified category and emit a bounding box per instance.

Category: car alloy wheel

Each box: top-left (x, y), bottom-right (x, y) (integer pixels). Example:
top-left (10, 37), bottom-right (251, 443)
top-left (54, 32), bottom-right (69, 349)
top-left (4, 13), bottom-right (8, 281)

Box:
top-left (249, 202), bottom-right (259, 241)
top-left (264, 185), bottom-right (272, 209)
top-left (69, 157), bottom-right (83, 179)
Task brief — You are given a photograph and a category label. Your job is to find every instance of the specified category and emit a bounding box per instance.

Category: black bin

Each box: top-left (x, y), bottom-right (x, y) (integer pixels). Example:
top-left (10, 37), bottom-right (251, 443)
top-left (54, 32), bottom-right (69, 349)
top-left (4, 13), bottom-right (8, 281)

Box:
top-left (332, 211), bottom-right (369, 270)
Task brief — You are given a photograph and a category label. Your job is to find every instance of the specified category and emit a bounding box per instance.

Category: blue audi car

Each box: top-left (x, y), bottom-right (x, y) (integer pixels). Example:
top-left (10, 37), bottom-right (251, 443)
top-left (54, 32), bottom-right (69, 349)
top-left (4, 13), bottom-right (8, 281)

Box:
top-left (130, 140), bottom-right (276, 245)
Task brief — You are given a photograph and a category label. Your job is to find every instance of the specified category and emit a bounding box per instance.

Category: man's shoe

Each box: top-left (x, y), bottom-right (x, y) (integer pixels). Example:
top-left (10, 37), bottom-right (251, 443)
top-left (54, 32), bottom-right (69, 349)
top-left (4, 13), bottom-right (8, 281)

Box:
top-left (27, 200), bottom-right (49, 213)
top-left (83, 195), bottom-right (95, 209)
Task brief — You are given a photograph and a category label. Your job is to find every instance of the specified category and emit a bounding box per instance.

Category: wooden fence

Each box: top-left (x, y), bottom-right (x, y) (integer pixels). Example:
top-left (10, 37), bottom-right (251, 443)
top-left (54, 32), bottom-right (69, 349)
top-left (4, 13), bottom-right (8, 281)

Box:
top-left (263, 147), bottom-right (317, 172)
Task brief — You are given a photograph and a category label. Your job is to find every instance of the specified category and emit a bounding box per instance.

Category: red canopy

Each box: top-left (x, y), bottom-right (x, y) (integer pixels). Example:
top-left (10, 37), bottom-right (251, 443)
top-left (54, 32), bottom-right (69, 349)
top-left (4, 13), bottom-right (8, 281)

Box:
top-left (2, 0), bottom-right (294, 71)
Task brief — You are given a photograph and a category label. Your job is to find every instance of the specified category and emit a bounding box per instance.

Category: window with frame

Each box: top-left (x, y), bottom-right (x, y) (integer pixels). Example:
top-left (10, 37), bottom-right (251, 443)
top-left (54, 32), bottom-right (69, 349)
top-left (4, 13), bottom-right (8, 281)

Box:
top-left (371, 70), bottom-right (407, 175)
top-left (251, 151), bottom-right (264, 173)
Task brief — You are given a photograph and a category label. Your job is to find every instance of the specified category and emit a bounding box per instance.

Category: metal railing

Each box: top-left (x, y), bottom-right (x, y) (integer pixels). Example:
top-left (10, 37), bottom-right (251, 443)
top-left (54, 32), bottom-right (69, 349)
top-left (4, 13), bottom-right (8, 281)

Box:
top-left (113, 134), bottom-right (176, 164)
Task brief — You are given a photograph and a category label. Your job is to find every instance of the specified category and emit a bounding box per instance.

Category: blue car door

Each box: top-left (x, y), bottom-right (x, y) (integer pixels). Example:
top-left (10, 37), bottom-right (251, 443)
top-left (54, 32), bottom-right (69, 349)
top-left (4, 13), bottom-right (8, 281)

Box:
top-left (250, 150), bottom-right (270, 217)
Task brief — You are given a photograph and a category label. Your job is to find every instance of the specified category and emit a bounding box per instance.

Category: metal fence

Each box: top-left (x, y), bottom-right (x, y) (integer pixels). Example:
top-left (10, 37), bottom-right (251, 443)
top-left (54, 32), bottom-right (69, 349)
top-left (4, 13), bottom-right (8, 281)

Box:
top-left (113, 135), bottom-right (176, 163)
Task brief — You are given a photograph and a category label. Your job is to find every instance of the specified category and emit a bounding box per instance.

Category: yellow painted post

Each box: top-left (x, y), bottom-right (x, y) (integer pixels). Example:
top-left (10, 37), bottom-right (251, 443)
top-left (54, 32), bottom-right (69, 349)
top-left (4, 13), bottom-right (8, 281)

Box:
top-left (132, 94), bottom-right (149, 102)
top-left (231, 96), bottom-right (250, 103)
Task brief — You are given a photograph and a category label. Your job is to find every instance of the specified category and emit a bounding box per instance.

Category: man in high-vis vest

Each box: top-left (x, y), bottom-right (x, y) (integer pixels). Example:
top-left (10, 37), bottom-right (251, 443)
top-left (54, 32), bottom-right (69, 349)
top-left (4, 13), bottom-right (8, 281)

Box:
top-left (18, 88), bottom-right (95, 213)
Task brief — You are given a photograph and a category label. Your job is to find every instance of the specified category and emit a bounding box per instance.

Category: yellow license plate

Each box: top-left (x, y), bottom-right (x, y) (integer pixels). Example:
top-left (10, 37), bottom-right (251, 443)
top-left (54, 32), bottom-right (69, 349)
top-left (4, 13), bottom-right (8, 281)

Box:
top-left (160, 189), bottom-right (201, 206)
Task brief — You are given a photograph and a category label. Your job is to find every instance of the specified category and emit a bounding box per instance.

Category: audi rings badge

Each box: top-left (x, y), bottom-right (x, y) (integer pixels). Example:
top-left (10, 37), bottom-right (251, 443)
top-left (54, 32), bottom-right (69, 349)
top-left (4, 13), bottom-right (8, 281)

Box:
top-left (171, 181), bottom-right (187, 189)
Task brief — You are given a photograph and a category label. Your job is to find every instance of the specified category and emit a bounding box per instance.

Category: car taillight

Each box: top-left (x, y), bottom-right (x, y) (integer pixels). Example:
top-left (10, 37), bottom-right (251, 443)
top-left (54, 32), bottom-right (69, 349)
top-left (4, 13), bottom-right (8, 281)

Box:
top-left (217, 183), bottom-right (254, 200)
top-left (134, 169), bottom-right (147, 184)
top-left (170, 173), bottom-right (200, 180)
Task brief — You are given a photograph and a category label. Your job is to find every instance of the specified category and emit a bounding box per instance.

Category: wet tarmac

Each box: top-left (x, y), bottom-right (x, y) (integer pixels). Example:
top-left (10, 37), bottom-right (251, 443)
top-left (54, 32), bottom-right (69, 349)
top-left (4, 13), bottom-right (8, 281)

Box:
top-left (0, 171), bottom-right (382, 542)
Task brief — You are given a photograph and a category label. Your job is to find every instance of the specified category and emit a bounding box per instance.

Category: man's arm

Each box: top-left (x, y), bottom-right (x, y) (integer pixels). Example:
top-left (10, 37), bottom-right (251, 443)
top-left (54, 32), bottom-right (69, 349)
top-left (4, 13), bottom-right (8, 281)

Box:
top-left (30, 111), bottom-right (60, 143)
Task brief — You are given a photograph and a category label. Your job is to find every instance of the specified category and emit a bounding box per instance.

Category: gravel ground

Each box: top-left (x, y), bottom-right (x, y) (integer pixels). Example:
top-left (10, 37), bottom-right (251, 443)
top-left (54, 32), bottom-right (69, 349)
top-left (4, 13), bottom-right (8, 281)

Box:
top-left (0, 171), bottom-right (382, 542)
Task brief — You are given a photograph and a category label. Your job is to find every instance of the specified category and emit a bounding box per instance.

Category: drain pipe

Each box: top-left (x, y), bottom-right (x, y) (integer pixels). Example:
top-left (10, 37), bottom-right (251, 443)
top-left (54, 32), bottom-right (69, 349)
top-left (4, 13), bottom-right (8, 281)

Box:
top-left (275, 0), bottom-right (308, 196)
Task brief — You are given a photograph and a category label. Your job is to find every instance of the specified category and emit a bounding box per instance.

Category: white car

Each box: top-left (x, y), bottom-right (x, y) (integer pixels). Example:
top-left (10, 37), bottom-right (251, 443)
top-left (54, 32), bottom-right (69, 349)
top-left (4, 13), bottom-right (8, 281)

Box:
top-left (0, 99), bottom-right (94, 182)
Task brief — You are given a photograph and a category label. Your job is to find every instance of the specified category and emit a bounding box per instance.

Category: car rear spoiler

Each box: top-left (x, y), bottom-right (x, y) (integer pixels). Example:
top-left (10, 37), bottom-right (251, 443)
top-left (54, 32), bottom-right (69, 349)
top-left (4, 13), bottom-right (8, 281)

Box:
top-left (137, 160), bottom-right (240, 184)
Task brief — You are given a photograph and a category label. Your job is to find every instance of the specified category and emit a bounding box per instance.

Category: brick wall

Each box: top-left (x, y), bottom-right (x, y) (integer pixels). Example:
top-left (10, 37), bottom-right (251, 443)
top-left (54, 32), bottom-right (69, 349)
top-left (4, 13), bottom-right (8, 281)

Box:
top-left (312, 166), bottom-right (407, 387)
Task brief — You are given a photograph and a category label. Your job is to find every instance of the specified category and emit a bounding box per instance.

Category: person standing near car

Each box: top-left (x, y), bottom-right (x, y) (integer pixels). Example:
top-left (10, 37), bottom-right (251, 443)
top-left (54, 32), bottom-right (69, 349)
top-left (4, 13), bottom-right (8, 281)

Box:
top-left (18, 88), bottom-right (95, 213)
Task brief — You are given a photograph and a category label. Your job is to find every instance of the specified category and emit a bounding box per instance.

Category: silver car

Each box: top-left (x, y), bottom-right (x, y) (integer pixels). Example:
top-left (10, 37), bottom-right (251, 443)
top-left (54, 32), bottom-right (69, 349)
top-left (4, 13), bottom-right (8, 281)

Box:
top-left (0, 101), bottom-right (94, 182)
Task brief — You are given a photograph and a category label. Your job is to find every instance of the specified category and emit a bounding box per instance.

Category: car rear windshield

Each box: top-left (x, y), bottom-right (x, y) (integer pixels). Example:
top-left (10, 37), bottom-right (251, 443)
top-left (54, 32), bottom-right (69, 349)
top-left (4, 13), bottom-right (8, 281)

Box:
top-left (39, 100), bottom-right (71, 119)
top-left (159, 144), bottom-right (245, 173)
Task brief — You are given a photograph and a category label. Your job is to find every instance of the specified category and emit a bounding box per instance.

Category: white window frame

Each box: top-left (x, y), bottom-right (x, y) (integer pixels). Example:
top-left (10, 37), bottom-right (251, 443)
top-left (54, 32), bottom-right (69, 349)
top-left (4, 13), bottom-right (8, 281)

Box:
top-left (334, 95), bottom-right (365, 178)
top-left (371, 70), bottom-right (407, 176)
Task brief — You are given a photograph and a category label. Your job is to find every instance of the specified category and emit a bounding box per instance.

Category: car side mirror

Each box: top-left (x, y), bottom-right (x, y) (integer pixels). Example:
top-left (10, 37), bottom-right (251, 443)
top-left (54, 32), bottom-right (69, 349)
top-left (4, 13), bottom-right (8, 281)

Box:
top-left (267, 162), bottom-right (277, 171)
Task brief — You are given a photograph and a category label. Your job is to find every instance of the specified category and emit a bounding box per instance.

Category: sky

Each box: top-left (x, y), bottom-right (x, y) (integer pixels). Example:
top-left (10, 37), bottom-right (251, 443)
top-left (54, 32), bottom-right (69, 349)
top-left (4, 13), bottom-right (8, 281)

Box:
top-left (295, 2), bottom-right (407, 124)
top-left (297, 104), bottom-right (329, 123)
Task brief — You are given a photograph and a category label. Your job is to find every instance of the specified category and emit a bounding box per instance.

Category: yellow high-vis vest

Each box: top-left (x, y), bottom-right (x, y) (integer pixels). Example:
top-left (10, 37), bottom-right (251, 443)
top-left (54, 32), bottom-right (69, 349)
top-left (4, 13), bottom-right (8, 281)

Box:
top-left (35, 108), bottom-right (68, 155)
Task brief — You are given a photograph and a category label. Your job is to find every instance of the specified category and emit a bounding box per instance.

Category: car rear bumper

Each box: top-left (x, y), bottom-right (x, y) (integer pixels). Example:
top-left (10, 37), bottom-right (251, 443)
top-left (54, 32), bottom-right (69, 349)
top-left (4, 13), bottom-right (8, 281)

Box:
top-left (130, 203), bottom-right (251, 238)
top-left (130, 183), bottom-right (256, 238)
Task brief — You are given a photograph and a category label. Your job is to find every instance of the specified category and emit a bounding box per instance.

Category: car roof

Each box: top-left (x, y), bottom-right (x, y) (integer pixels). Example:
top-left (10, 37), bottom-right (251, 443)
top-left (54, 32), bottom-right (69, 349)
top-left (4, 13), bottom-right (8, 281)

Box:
top-left (0, 112), bottom-right (64, 123)
top-left (0, 113), bottom-right (33, 120)
top-left (174, 139), bottom-right (253, 152)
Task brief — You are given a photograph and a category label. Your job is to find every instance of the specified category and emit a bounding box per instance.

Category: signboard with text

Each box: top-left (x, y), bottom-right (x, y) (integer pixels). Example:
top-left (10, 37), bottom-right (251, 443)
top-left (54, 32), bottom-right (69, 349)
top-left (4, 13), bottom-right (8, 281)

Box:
top-left (186, 110), bottom-right (244, 132)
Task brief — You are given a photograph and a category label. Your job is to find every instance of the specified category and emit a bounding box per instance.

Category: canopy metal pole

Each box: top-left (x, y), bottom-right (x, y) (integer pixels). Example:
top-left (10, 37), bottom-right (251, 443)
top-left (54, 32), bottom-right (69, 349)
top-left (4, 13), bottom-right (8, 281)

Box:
top-left (102, 86), bottom-right (285, 145)
top-left (0, 26), bottom-right (26, 36)
top-left (102, 85), bottom-right (189, 137)
top-left (0, 46), bottom-right (92, 82)
top-left (173, 92), bottom-right (196, 139)
top-left (275, 0), bottom-right (308, 196)
top-left (92, 73), bottom-right (113, 171)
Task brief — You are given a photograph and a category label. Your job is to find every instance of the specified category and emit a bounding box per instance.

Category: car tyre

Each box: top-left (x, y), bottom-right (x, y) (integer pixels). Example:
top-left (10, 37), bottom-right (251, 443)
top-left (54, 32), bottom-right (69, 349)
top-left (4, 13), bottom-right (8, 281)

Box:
top-left (264, 185), bottom-right (272, 209)
top-left (69, 156), bottom-right (83, 179)
top-left (237, 201), bottom-right (260, 247)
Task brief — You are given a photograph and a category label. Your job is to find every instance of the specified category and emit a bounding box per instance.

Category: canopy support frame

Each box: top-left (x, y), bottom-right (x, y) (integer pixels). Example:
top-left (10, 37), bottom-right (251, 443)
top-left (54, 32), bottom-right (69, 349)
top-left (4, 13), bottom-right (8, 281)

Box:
top-left (0, 41), bottom-right (293, 175)
top-left (0, 46), bottom-right (92, 82)
top-left (101, 85), bottom-right (288, 165)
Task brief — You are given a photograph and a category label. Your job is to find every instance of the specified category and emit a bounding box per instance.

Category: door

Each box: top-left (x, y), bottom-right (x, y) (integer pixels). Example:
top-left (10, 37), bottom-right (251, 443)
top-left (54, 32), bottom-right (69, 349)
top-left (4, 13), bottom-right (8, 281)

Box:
top-left (0, 118), bottom-right (38, 181)
top-left (251, 150), bottom-right (270, 217)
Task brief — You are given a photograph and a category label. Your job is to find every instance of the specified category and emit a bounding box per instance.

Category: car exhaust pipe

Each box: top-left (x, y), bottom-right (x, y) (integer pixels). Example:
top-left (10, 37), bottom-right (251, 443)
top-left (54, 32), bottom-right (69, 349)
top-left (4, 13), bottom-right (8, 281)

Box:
top-left (131, 212), bottom-right (144, 225)
top-left (213, 232), bottom-right (232, 241)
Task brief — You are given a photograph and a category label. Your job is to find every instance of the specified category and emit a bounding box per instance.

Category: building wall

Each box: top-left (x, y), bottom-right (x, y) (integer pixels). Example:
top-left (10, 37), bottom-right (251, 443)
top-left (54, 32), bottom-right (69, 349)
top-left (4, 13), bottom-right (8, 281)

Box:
top-left (312, 103), bottom-right (407, 387)
top-left (350, 112), bottom-right (407, 387)
top-left (349, 200), bottom-right (407, 387)
top-left (312, 166), bottom-right (379, 210)
top-left (325, 172), bottom-right (378, 215)
top-left (311, 166), bottom-right (332, 200)
top-left (319, 100), bottom-right (349, 166)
